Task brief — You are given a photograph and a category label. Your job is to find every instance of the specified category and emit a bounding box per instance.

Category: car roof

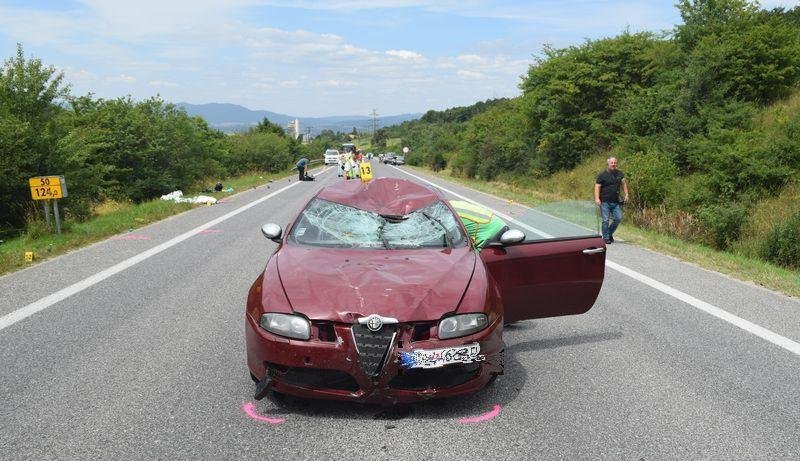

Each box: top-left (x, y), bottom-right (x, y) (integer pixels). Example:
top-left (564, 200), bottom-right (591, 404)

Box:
top-left (316, 177), bottom-right (442, 216)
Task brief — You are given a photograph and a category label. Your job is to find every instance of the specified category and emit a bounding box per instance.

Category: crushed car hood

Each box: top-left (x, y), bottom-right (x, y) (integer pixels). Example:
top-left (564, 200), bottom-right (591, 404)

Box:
top-left (276, 245), bottom-right (476, 323)
top-left (316, 178), bottom-right (439, 217)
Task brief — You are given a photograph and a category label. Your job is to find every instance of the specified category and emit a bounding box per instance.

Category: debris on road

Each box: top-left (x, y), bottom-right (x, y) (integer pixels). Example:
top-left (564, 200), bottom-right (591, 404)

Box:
top-left (160, 190), bottom-right (217, 205)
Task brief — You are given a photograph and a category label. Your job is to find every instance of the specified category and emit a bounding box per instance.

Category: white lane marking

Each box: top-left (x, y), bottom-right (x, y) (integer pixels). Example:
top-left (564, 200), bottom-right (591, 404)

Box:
top-left (390, 165), bottom-right (800, 357)
top-left (607, 261), bottom-right (800, 355)
top-left (0, 169), bottom-right (329, 332)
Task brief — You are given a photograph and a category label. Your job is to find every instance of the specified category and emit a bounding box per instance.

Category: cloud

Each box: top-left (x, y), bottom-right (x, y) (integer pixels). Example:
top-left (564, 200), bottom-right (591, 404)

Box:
top-left (58, 67), bottom-right (98, 83)
top-left (457, 69), bottom-right (485, 79)
top-left (386, 49), bottom-right (425, 62)
top-left (457, 54), bottom-right (487, 65)
top-left (149, 80), bottom-right (178, 87)
top-left (313, 80), bottom-right (357, 88)
top-left (0, 0), bottom-right (567, 115)
top-left (106, 74), bottom-right (137, 83)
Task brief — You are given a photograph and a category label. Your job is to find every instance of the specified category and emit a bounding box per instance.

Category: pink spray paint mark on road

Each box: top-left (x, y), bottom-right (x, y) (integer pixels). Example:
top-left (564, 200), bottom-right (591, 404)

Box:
top-left (457, 404), bottom-right (502, 424)
top-left (199, 229), bottom-right (221, 234)
top-left (242, 402), bottom-right (285, 425)
top-left (111, 234), bottom-right (150, 240)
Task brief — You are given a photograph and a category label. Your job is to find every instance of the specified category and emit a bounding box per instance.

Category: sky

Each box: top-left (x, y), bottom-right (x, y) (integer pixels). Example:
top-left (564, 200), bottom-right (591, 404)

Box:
top-left (1, 0), bottom-right (799, 117)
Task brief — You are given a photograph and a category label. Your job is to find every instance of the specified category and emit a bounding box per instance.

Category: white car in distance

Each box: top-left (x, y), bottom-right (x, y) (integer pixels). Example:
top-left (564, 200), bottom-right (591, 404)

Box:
top-left (324, 149), bottom-right (340, 165)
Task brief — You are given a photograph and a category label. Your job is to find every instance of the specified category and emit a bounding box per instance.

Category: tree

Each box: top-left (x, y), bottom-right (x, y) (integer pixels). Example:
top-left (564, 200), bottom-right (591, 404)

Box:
top-left (0, 43), bottom-right (70, 229)
top-left (255, 117), bottom-right (286, 137)
top-left (519, 32), bottom-right (661, 171)
top-left (372, 127), bottom-right (388, 148)
top-left (675, 0), bottom-right (759, 50)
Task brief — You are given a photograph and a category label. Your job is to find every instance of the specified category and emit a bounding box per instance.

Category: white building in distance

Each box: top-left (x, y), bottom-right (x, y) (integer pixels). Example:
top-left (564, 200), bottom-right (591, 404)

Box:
top-left (287, 118), bottom-right (300, 140)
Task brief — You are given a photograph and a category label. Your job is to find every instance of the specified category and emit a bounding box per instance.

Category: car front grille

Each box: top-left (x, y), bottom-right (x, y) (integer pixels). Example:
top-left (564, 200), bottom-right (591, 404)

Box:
top-left (351, 324), bottom-right (396, 376)
top-left (267, 363), bottom-right (360, 392)
top-left (388, 362), bottom-right (481, 390)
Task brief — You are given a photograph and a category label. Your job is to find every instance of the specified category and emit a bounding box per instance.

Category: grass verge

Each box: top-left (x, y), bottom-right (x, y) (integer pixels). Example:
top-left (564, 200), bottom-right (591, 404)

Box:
top-left (0, 170), bottom-right (293, 277)
top-left (408, 166), bottom-right (800, 299)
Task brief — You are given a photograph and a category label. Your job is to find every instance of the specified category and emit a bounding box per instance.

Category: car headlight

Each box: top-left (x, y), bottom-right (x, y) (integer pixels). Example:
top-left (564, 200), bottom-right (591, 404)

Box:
top-left (259, 313), bottom-right (310, 340)
top-left (438, 313), bottom-right (488, 339)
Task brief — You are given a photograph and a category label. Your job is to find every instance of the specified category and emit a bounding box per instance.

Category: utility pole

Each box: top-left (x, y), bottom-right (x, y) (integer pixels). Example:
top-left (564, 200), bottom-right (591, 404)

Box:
top-left (371, 109), bottom-right (378, 137)
top-left (306, 126), bottom-right (312, 144)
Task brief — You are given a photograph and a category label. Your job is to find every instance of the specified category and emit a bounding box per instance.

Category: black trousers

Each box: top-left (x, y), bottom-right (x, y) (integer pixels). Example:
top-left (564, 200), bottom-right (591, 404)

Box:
top-left (298, 167), bottom-right (305, 181)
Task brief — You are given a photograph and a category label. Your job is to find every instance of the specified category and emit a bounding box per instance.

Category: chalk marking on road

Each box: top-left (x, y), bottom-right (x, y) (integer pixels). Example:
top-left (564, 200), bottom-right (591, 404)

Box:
top-left (457, 404), bottom-right (502, 424)
top-left (391, 165), bottom-right (800, 357)
top-left (0, 168), bottom-right (329, 332)
top-left (242, 402), bottom-right (285, 424)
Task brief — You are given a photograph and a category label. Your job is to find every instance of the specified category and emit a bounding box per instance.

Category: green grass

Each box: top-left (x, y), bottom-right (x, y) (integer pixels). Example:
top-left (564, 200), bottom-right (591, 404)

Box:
top-left (0, 170), bottom-right (293, 276)
top-left (408, 166), bottom-right (800, 299)
top-left (616, 226), bottom-right (800, 299)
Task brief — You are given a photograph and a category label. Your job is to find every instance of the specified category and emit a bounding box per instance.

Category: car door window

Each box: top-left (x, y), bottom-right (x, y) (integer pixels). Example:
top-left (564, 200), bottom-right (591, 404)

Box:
top-left (511, 200), bottom-right (600, 242)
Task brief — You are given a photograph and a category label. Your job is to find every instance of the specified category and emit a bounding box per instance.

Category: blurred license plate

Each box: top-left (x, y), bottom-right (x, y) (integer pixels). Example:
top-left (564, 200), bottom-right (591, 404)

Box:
top-left (399, 343), bottom-right (481, 369)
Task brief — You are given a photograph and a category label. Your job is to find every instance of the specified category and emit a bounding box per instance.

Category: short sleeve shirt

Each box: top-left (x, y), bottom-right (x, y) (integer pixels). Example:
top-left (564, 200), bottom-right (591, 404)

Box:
top-left (596, 169), bottom-right (624, 203)
top-left (296, 158), bottom-right (309, 168)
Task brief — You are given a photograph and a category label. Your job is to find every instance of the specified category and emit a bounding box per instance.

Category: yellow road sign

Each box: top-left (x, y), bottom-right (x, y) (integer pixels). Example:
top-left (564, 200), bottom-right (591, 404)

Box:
top-left (359, 162), bottom-right (373, 182)
top-left (29, 175), bottom-right (67, 200)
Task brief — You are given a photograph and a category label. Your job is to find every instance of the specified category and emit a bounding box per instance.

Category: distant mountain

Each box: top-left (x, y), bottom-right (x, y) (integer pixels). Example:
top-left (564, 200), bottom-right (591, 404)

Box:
top-left (178, 102), bottom-right (421, 134)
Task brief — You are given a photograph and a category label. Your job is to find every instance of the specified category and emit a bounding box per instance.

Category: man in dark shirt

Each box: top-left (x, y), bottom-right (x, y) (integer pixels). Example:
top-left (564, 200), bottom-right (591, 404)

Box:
top-left (594, 157), bottom-right (629, 244)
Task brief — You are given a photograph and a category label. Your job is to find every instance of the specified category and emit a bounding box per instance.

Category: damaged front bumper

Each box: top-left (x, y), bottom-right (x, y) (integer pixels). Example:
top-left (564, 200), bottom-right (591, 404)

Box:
top-left (245, 314), bottom-right (504, 404)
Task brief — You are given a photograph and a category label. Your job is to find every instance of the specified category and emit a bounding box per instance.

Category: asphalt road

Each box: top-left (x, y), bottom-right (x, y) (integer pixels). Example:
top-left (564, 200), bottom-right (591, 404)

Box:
top-left (1, 162), bottom-right (799, 459)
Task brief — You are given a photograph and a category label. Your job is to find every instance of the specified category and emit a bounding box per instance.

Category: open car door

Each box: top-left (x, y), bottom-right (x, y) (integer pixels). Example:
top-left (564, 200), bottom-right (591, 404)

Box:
top-left (480, 235), bottom-right (606, 323)
top-left (478, 200), bottom-right (606, 322)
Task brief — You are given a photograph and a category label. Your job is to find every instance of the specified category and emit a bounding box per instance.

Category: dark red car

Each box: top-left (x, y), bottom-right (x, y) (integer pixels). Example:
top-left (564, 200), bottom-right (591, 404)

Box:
top-left (245, 177), bottom-right (605, 404)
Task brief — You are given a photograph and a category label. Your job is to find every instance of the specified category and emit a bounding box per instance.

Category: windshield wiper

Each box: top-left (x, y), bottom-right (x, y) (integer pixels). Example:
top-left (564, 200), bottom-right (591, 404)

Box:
top-left (422, 211), bottom-right (453, 248)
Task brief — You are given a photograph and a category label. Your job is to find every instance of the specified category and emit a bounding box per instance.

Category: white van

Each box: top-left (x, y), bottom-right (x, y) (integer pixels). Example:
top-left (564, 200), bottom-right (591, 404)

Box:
top-left (324, 149), bottom-right (340, 165)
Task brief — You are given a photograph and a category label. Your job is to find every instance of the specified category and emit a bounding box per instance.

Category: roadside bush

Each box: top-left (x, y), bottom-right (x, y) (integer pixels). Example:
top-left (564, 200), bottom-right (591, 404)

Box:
top-left (760, 211), bottom-right (800, 269)
top-left (630, 206), bottom-right (705, 241)
top-left (224, 131), bottom-right (291, 175)
top-left (624, 151), bottom-right (678, 210)
top-left (24, 219), bottom-right (49, 242)
top-left (63, 197), bottom-right (94, 222)
top-left (697, 203), bottom-right (747, 249)
top-left (664, 173), bottom-right (715, 211)
top-left (448, 150), bottom-right (476, 178)
top-left (430, 151), bottom-right (446, 171)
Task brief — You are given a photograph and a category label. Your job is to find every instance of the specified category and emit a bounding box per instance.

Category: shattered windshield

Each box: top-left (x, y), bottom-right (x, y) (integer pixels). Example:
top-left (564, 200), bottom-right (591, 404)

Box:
top-left (289, 199), bottom-right (466, 249)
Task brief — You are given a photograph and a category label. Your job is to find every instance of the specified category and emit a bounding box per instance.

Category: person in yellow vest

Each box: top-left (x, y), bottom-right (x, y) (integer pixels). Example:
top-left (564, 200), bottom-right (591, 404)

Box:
top-left (450, 200), bottom-right (509, 250)
top-left (344, 153), bottom-right (359, 180)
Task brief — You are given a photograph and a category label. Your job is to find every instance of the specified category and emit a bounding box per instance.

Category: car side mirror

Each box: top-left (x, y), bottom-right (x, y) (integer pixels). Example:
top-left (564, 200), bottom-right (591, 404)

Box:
top-left (261, 223), bottom-right (283, 243)
top-left (499, 229), bottom-right (525, 245)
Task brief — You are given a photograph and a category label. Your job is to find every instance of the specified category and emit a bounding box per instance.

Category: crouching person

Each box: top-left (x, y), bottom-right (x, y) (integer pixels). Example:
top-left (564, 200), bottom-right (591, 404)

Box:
top-left (295, 158), bottom-right (309, 181)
